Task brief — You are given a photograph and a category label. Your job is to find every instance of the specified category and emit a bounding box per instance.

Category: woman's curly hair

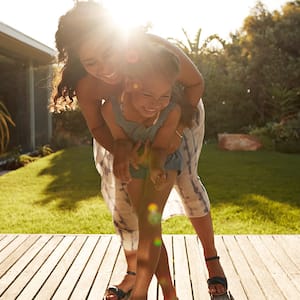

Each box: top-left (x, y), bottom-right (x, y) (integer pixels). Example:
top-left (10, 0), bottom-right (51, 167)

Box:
top-left (50, 2), bottom-right (114, 112)
top-left (172, 84), bottom-right (197, 128)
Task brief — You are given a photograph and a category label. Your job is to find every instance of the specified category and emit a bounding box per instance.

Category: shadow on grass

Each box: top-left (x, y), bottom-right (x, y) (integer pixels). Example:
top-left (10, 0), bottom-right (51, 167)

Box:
top-left (36, 146), bottom-right (102, 210)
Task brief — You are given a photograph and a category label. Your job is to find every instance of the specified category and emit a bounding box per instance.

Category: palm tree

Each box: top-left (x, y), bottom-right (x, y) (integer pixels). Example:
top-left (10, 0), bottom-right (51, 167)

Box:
top-left (0, 101), bottom-right (15, 154)
top-left (168, 28), bottom-right (226, 62)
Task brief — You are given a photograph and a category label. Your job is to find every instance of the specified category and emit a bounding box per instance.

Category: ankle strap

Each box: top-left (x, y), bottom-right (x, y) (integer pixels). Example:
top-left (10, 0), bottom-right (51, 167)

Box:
top-left (127, 270), bottom-right (136, 276)
top-left (205, 255), bottom-right (220, 262)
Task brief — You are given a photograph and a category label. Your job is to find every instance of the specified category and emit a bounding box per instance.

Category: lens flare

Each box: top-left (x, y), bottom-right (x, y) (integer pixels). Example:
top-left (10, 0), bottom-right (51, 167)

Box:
top-left (148, 203), bottom-right (158, 212)
top-left (148, 211), bottom-right (161, 225)
top-left (153, 237), bottom-right (162, 246)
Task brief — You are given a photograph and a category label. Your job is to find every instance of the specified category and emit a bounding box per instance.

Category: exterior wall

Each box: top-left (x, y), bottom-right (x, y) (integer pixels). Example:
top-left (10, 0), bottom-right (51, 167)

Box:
top-left (0, 54), bottom-right (53, 152)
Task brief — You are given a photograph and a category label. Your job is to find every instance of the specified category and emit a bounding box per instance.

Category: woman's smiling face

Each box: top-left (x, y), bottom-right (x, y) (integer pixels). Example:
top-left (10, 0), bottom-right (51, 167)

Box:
top-left (78, 35), bottom-right (124, 85)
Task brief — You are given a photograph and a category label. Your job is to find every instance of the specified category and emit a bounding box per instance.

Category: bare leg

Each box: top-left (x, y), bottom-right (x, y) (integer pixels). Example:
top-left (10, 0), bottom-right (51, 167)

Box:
top-left (106, 246), bottom-right (176, 299)
top-left (156, 242), bottom-right (177, 299)
top-left (189, 213), bottom-right (226, 295)
top-left (128, 172), bottom-right (177, 300)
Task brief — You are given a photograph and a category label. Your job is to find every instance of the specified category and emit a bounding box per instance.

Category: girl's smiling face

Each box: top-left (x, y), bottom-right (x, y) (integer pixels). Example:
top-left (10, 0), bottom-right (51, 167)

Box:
top-left (128, 73), bottom-right (173, 120)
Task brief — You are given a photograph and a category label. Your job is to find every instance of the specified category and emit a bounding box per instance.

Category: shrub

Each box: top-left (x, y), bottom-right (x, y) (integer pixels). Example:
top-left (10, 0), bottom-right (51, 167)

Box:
top-left (51, 110), bottom-right (92, 149)
top-left (250, 113), bottom-right (300, 153)
top-left (0, 101), bottom-right (15, 154)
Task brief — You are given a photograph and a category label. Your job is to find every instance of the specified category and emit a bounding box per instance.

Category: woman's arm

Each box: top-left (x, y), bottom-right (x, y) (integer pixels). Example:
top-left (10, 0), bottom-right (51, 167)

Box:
top-left (75, 76), bottom-right (115, 152)
top-left (147, 34), bottom-right (204, 107)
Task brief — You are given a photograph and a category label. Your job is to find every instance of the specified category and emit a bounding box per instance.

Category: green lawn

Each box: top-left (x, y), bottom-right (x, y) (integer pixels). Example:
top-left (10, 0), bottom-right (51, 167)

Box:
top-left (0, 144), bottom-right (299, 234)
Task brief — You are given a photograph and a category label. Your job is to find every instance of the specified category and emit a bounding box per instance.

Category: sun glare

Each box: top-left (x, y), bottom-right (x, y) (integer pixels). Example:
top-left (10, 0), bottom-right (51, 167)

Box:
top-left (102, 0), bottom-right (153, 35)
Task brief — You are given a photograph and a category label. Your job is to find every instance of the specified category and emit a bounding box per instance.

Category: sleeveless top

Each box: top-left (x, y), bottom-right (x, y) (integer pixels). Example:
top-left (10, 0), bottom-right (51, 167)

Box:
top-left (111, 97), bottom-right (182, 178)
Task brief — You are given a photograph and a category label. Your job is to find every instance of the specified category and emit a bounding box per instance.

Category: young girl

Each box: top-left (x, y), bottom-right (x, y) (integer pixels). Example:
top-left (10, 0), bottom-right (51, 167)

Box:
top-left (53, 2), bottom-right (230, 299)
top-left (101, 42), bottom-right (185, 299)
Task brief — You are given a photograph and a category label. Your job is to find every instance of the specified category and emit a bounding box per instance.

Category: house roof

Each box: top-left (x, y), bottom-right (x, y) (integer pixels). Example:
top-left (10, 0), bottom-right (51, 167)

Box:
top-left (0, 22), bottom-right (56, 65)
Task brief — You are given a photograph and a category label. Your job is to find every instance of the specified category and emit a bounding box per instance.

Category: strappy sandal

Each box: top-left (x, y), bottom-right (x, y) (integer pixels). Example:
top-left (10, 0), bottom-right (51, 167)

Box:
top-left (104, 271), bottom-right (136, 300)
top-left (205, 256), bottom-right (234, 300)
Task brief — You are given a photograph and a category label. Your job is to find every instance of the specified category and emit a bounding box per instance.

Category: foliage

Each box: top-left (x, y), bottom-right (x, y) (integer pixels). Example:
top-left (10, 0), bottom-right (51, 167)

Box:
top-left (168, 28), bottom-right (225, 66)
top-left (1, 144), bottom-right (54, 170)
top-left (51, 109), bottom-right (92, 149)
top-left (0, 101), bottom-right (15, 154)
top-left (237, 1), bottom-right (300, 124)
top-left (171, 1), bottom-right (300, 144)
top-left (272, 116), bottom-right (300, 142)
top-left (250, 112), bottom-right (300, 152)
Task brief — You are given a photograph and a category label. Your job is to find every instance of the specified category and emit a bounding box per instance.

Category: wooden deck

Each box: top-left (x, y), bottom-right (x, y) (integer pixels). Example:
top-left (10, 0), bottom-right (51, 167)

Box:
top-left (0, 234), bottom-right (299, 300)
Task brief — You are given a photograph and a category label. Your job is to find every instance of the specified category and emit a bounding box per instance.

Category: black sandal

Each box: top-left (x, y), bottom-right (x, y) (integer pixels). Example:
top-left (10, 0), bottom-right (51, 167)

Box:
top-left (104, 271), bottom-right (136, 300)
top-left (205, 256), bottom-right (234, 300)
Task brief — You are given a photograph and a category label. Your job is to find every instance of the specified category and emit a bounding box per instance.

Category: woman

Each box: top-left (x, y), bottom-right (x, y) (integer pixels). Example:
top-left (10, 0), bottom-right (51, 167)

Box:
top-left (53, 2), bottom-right (230, 299)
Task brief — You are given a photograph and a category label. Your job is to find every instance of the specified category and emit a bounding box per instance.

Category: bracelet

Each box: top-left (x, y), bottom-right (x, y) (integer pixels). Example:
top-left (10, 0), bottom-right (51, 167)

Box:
top-left (175, 130), bottom-right (183, 139)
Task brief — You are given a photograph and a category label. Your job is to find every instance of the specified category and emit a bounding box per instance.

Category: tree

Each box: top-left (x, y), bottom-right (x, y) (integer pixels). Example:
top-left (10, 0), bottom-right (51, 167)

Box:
top-left (232, 1), bottom-right (300, 124)
top-left (168, 28), bottom-right (225, 67)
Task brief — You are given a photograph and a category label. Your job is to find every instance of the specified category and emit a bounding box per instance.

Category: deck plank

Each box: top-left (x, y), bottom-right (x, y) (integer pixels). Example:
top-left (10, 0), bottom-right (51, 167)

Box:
top-left (262, 235), bottom-right (300, 294)
top-left (237, 235), bottom-right (285, 300)
top-left (34, 235), bottom-right (87, 300)
top-left (0, 235), bottom-right (47, 295)
top-left (87, 235), bottom-right (120, 299)
top-left (0, 235), bottom-right (33, 271)
top-left (17, 235), bottom-right (75, 300)
top-left (52, 235), bottom-right (99, 300)
top-left (0, 235), bottom-right (17, 255)
top-left (0, 234), bottom-right (298, 299)
top-left (223, 235), bottom-right (266, 299)
top-left (215, 236), bottom-right (248, 300)
top-left (173, 235), bottom-right (194, 300)
top-left (248, 235), bottom-right (300, 300)
top-left (185, 235), bottom-right (209, 300)
top-left (1, 235), bottom-right (63, 299)
top-left (273, 235), bottom-right (300, 294)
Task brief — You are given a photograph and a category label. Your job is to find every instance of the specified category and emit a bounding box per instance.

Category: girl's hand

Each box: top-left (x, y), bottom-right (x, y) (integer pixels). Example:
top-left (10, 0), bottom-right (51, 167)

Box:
top-left (150, 168), bottom-right (168, 191)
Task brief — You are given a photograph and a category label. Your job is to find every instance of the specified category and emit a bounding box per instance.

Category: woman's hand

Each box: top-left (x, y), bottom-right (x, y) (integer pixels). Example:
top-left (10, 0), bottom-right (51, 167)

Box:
top-left (113, 139), bottom-right (133, 183)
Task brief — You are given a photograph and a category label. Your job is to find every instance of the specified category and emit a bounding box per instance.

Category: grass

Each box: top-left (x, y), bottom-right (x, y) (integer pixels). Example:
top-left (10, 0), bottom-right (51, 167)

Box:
top-left (0, 144), bottom-right (299, 234)
top-left (164, 144), bottom-right (300, 234)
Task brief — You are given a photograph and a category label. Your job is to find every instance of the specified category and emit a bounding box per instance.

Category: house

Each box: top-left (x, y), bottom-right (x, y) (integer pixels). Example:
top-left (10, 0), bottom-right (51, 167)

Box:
top-left (0, 21), bottom-right (56, 153)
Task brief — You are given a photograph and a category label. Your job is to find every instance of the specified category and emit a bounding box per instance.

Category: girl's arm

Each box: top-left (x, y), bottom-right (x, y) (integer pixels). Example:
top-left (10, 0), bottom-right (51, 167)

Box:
top-left (150, 104), bottom-right (181, 185)
top-left (147, 34), bottom-right (204, 107)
